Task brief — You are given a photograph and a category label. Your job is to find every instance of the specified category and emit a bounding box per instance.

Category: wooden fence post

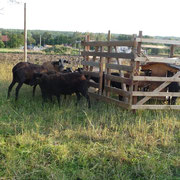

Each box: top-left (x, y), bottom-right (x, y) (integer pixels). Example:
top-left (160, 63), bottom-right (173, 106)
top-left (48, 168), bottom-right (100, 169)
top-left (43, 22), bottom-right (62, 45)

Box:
top-left (99, 46), bottom-right (104, 95)
top-left (170, 45), bottom-right (175, 58)
top-left (130, 34), bottom-right (137, 107)
top-left (106, 30), bottom-right (112, 97)
top-left (132, 31), bottom-right (142, 105)
top-left (84, 35), bottom-right (90, 71)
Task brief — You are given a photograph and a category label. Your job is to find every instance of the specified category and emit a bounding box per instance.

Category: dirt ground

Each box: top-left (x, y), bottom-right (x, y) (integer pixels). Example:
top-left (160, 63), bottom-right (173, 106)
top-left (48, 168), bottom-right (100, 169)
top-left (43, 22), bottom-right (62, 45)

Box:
top-left (0, 53), bottom-right (83, 68)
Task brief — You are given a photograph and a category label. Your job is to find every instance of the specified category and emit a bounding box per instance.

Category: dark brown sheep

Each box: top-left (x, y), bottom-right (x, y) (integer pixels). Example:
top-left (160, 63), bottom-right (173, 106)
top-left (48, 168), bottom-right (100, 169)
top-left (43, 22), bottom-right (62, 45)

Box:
top-left (7, 59), bottom-right (69, 100)
top-left (7, 62), bottom-right (50, 100)
top-left (31, 71), bottom-right (91, 108)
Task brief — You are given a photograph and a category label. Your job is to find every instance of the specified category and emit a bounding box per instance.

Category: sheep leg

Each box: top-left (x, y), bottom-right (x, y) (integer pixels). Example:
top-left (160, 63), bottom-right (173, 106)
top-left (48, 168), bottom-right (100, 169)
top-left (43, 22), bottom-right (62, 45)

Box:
top-left (86, 94), bottom-right (91, 108)
top-left (81, 91), bottom-right (91, 108)
top-left (75, 92), bottom-right (81, 106)
top-left (7, 79), bottom-right (16, 99)
top-left (15, 82), bottom-right (23, 101)
top-left (32, 85), bottom-right (37, 97)
top-left (49, 95), bottom-right (53, 102)
top-left (171, 97), bottom-right (177, 105)
top-left (56, 95), bottom-right (61, 107)
top-left (41, 90), bottom-right (47, 105)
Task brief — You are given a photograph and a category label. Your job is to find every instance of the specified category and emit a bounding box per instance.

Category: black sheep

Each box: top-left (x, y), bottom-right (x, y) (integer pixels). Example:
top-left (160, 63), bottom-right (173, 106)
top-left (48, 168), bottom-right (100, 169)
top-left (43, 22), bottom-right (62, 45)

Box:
top-left (7, 60), bottom-right (64, 101)
top-left (167, 71), bottom-right (180, 105)
top-left (31, 71), bottom-right (91, 108)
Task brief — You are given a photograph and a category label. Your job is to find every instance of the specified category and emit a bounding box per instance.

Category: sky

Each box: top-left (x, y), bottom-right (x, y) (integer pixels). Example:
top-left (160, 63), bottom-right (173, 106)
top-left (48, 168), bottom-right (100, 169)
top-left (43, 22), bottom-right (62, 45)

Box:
top-left (0, 0), bottom-right (180, 37)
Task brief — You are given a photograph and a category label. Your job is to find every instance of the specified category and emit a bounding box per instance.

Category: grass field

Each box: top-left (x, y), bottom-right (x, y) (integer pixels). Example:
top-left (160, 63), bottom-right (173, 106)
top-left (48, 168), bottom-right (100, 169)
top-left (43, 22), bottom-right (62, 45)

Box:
top-left (0, 61), bottom-right (179, 179)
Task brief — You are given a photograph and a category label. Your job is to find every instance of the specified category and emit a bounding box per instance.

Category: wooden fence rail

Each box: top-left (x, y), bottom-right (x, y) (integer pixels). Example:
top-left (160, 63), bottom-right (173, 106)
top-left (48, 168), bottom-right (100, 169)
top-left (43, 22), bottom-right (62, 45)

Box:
top-left (81, 40), bottom-right (136, 47)
top-left (81, 51), bottom-right (135, 59)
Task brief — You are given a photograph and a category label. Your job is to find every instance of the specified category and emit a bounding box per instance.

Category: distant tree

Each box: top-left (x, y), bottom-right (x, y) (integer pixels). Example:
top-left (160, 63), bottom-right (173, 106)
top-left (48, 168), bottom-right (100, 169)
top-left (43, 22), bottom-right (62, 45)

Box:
top-left (7, 33), bottom-right (24, 48)
top-left (151, 48), bottom-right (159, 55)
top-left (117, 34), bottom-right (131, 40)
top-left (42, 32), bottom-right (52, 45)
top-left (27, 36), bottom-right (36, 45)
top-left (27, 32), bottom-right (36, 45)
top-left (32, 32), bottom-right (41, 45)
top-left (0, 40), bottom-right (5, 48)
top-left (95, 33), bottom-right (107, 41)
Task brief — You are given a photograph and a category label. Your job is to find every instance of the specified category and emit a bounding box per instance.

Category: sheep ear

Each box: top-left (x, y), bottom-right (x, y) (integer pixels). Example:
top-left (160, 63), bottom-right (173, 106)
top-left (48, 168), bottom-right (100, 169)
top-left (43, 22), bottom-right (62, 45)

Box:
top-left (59, 59), bottom-right (63, 65)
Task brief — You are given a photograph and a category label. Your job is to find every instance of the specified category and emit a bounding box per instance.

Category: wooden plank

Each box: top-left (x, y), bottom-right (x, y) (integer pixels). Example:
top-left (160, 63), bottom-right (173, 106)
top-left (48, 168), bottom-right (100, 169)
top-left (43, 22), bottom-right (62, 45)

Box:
top-left (83, 35), bottom-right (90, 70)
top-left (90, 46), bottom-right (99, 72)
top-left (81, 40), bottom-right (136, 47)
top-left (88, 92), bottom-right (130, 109)
top-left (131, 105), bottom-right (180, 110)
top-left (88, 81), bottom-right (99, 88)
top-left (105, 74), bottom-right (132, 85)
top-left (129, 35), bottom-right (136, 105)
top-left (81, 60), bottom-right (100, 67)
top-left (104, 86), bottom-right (130, 97)
top-left (132, 91), bottom-right (180, 97)
top-left (133, 76), bottom-right (180, 82)
top-left (106, 30), bottom-right (112, 97)
top-left (133, 31), bottom-right (142, 105)
top-left (136, 38), bottom-right (180, 45)
top-left (136, 71), bottom-right (180, 105)
top-left (106, 63), bottom-right (133, 72)
top-left (142, 44), bottom-right (169, 49)
top-left (81, 51), bottom-right (135, 59)
top-left (114, 46), bottom-right (128, 102)
top-left (170, 45), bottom-right (175, 58)
top-left (135, 57), bottom-right (180, 64)
top-left (82, 71), bottom-right (99, 78)
top-left (99, 46), bottom-right (104, 95)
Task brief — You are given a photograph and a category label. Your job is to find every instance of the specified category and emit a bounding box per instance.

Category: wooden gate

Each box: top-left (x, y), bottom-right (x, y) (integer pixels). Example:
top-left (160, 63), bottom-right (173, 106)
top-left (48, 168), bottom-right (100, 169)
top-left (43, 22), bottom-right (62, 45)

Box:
top-left (81, 31), bottom-right (180, 110)
top-left (81, 31), bottom-right (136, 109)
top-left (132, 32), bottom-right (180, 109)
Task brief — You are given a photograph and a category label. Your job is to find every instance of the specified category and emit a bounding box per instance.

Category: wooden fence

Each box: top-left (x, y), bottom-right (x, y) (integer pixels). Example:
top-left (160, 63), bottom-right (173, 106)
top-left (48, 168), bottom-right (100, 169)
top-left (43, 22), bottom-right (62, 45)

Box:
top-left (81, 31), bottom-right (180, 110)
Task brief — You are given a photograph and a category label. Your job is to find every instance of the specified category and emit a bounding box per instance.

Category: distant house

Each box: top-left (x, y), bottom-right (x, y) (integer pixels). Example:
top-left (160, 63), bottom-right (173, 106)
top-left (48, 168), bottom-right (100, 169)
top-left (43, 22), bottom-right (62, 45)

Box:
top-left (116, 46), bottom-right (132, 53)
top-left (0, 35), bottom-right (9, 42)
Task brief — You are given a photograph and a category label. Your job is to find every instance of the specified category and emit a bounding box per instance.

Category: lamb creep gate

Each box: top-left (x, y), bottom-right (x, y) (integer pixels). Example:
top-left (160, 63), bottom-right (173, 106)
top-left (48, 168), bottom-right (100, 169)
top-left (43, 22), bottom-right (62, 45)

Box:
top-left (81, 31), bottom-right (180, 110)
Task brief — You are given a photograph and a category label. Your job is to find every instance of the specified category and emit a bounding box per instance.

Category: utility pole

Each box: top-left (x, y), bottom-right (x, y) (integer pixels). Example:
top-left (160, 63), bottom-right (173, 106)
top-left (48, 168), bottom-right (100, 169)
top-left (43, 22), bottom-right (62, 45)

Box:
top-left (24, 3), bottom-right (27, 62)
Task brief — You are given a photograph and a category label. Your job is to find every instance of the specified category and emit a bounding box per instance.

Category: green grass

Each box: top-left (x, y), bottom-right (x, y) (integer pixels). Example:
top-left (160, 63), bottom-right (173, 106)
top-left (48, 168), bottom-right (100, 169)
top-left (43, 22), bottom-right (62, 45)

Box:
top-left (0, 48), bottom-right (44, 54)
top-left (0, 62), bottom-right (180, 179)
top-left (0, 48), bottom-right (23, 53)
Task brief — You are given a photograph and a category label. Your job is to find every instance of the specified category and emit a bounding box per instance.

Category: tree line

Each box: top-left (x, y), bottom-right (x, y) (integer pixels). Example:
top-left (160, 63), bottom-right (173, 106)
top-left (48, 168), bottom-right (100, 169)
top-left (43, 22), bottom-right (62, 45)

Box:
top-left (0, 29), bottom-right (132, 49)
top-left (1, 29), bottom-right (180, 55)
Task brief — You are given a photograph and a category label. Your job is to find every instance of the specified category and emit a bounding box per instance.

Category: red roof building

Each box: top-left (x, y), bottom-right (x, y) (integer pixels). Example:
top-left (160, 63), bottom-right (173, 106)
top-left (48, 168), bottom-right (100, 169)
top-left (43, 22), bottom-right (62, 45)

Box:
top-left (1, 35), bottom-right (9, 42)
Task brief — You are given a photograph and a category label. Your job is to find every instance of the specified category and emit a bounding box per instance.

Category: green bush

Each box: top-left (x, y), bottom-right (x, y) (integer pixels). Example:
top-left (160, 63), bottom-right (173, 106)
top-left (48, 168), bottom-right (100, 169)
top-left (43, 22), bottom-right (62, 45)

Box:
top-left (0, 40), bottom-right (5, 48)
top-left (43, 45), bottom-right (79, 55)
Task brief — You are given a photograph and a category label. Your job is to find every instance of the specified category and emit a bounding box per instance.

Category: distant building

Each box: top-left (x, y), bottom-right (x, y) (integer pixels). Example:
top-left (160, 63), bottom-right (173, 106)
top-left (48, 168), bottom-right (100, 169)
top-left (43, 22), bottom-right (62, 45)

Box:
top-left (116, 46), bottom-right (131, 53)
top-left (0, 35), bottom-right (9, 42)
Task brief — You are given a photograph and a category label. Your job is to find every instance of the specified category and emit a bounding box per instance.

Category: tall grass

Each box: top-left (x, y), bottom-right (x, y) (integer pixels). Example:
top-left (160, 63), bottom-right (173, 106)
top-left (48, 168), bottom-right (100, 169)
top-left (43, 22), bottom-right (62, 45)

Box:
top-left (0, 62), bottom-right (179, 179)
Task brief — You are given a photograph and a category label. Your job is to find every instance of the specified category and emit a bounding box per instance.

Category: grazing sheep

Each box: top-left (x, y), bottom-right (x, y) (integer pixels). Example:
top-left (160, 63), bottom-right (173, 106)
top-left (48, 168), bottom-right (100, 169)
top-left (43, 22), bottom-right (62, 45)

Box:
top-left (7, 62), bottom-right (49, 100)
top-left (31, 71), bottom-right (91, 108)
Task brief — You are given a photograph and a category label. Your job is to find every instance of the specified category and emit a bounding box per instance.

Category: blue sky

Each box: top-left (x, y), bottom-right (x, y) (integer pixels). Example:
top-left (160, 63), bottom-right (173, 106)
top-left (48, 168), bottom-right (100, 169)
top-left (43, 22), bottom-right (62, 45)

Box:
top-left (0, 0), bottom-right (180, 37)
